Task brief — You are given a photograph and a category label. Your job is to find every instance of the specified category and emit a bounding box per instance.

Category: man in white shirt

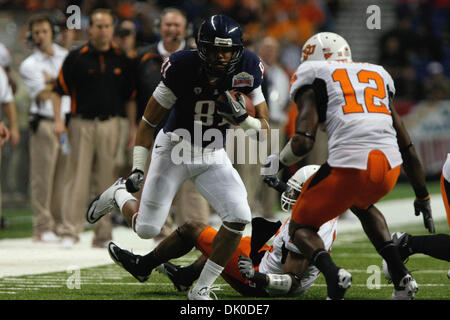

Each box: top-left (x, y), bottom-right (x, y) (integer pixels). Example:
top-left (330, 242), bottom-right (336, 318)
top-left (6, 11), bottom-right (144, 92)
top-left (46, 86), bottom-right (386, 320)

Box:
top-left (19, 15), bottom-right (76, 247)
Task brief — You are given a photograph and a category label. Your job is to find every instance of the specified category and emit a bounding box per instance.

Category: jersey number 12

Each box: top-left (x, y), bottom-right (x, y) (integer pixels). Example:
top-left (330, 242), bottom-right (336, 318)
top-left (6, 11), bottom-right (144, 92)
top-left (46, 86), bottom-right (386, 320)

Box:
top-left (332, 69), bottom-right (391, 115)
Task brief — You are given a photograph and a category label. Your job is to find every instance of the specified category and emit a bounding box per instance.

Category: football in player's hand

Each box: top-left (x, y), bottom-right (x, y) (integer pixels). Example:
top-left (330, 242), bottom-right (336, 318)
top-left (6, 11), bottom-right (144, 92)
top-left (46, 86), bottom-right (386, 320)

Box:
top-left (217, 90), bottom-right (256, 118)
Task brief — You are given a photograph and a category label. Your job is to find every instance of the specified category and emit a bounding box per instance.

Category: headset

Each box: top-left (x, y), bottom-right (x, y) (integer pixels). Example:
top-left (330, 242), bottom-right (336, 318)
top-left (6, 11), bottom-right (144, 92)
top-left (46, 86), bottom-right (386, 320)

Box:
top-left (153, 7), bottom-right (193, 40)
top-left (26, 15), bottom-right (60, 47)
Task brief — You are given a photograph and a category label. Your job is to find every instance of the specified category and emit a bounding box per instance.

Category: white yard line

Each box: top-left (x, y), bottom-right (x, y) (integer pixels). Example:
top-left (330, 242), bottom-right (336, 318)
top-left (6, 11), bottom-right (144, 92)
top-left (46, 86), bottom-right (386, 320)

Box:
top-left (0, 197), bottom-right (447, 279)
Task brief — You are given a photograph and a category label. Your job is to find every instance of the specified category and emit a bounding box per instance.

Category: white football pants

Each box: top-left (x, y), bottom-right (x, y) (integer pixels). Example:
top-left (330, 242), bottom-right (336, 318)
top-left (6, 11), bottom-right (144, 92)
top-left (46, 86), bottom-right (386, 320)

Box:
top-left (135, 130), bottom-right (251, 239)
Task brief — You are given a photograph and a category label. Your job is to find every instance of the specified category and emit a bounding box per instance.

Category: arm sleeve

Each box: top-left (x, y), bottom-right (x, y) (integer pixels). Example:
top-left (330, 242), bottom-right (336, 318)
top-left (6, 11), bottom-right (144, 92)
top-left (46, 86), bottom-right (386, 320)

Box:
top-left (19, 60), bottom-right (45, 99)
top-left (289, 62), bottom-right (316, 102)
top-left (152, 81), bottom-right (177, 109)
top-left (248, 85), bottom-right (265, 106)
top-left (382, 67), bottom-right (396, 98)
top-left (160, 56), bottom-right (178, 95)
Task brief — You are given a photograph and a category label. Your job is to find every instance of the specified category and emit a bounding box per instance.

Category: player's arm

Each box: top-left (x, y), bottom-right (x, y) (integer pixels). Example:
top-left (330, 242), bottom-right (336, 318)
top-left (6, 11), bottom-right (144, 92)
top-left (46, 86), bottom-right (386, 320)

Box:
top-left (262, 87), bottom-right (319, 175)
top-left (390, 99), bottom-right (434, 232)
top-left (125, 91), bottom-right (170, 193)
top-left (390, 99), bottom-right (427, 197)
top-left (244, 85), bottom-right (270, 131)
top-left (238, 250), bottom-right (306, 296)
top-left (280, 88), bottom-right (319, 167)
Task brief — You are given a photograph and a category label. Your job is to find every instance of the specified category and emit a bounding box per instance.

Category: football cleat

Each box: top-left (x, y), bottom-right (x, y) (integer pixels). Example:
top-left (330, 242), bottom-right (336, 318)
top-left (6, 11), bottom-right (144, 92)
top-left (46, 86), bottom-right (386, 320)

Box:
top-left (158, 262), bottom-right (194, 292)
top-left (382, 232), bottom-right (412, 281)
top-left (187, 285), bottom-right (220, 300)
top-left (392, 274), bottom-right (418, 300)
top-left (86, 178), bottom-right (126, 224)
top-left (326, 268), bottom-right (352, 300)
top-left (107, 242), bottom-right (150, 283)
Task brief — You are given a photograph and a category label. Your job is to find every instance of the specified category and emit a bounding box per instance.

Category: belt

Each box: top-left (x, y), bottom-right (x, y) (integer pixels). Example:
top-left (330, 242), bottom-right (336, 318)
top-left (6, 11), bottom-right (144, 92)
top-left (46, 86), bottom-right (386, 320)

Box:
top-left (29, 114), bottom-right (54, 120)
top-left (72, 114), bottom-right (112, 121)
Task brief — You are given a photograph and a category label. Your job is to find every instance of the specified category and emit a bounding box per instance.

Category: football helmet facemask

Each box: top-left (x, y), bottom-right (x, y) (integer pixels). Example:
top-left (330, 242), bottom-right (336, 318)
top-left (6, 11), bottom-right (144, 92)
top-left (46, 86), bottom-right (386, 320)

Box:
top-left (196, 14), bottom-right (244, 77)
top-left (301, 32), bottom-right (352, 63)
top-left (281, 165), bottom-right (320, 212)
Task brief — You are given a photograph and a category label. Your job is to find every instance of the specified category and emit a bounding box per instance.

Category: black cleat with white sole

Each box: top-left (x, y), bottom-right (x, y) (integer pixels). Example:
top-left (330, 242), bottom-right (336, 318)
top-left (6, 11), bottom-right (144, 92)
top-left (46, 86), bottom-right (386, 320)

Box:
top-left (108, 242), bottom-right (151, 283)
top-left (326, 268), bottom-right (352, 300)
top-left (159, 262), bottom-right (194, 292)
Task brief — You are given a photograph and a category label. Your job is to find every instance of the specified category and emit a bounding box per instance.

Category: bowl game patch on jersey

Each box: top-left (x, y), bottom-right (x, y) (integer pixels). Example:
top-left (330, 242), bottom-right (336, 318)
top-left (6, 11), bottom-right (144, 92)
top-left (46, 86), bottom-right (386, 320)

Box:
top-left (232, 72), bottom-right (254, 88)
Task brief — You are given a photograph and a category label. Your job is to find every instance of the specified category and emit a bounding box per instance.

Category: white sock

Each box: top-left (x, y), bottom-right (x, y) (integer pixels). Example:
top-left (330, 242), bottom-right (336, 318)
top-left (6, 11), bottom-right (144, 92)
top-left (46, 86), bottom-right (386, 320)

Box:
top-left (193, 259), bottom-right (224, 289)
top-left (115, 189), bottom-right (136, 212)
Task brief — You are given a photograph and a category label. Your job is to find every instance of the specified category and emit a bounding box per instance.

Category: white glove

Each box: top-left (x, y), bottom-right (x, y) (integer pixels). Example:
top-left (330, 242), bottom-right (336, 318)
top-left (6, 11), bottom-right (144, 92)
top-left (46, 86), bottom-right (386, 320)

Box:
top-left (261, 153), bottom-right (283, 176)
top-left (238, 255), bottom-right (255, 279)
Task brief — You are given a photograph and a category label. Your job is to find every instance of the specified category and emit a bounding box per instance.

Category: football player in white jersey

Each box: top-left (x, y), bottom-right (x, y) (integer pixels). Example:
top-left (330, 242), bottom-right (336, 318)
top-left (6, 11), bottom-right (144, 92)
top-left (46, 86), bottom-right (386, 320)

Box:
top-left (264, 32), bottom-right (433, 300)
top-left (106, 165), bottom-right (339, 298)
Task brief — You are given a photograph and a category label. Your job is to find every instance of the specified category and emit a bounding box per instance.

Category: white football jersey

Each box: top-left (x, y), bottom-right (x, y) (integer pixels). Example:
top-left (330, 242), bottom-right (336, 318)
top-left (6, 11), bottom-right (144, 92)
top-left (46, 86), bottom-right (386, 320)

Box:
top-left (443, 153), bottom-right (450, 182)
top-left (258, 217), bottom-right (337, 295)
top-left (290, 60), bottom-right (402, 170)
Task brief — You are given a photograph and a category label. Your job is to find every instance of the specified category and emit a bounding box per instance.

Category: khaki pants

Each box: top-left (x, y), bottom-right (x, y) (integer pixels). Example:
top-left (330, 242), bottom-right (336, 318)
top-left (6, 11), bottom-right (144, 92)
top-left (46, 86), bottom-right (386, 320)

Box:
top-left (30, 119), bottom-right (75, 238)
top-left (231, 123), bottom-right (284, 218)
top-left (65, 117), bottom-right (119, 244)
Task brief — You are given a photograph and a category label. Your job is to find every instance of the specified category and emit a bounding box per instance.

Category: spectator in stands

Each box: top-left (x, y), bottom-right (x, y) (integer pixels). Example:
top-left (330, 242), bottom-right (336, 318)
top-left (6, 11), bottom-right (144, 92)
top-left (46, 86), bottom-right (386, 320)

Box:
top-left (424, 62), bottom-right (450, 101)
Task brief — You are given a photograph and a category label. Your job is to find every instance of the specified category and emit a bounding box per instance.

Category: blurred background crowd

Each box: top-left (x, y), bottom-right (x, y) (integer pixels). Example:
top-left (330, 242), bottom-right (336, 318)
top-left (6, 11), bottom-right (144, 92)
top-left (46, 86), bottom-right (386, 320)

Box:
top-left (0, 0), bottom-right (448, 242)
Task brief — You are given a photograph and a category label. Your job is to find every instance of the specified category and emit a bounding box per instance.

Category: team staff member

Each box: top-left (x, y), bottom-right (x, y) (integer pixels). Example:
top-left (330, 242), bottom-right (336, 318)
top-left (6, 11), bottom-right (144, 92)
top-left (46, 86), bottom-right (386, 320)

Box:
top-left (0, 65), bottom-right (19, 230)
top-left (135, 8), bottom-right (210, 242)
top-left (53, 8), bottom-right (135, 247)
top-left (20, 15), bottom-right (76, 246)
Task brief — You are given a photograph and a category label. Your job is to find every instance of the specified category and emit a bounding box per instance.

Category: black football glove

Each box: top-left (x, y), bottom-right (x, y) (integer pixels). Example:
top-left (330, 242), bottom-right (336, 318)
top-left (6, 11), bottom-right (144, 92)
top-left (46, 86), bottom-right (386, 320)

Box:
top-left (414, 198), bottom-right (435, 233)
top-left (125, 169), bottom-right (144, 193)
top-left (263, 175), bottom-right (288, 193)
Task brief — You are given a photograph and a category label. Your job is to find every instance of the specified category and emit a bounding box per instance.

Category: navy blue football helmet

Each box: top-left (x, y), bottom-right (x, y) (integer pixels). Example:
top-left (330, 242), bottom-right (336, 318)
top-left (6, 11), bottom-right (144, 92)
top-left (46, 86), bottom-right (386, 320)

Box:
top-left (196, 15), bottom-right (244, 76)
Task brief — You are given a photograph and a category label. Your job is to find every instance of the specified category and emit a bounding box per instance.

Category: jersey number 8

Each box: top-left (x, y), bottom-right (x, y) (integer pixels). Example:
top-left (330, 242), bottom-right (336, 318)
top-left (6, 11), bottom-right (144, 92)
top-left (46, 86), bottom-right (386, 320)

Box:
top-left (194, 101), bottom-right (228, 126)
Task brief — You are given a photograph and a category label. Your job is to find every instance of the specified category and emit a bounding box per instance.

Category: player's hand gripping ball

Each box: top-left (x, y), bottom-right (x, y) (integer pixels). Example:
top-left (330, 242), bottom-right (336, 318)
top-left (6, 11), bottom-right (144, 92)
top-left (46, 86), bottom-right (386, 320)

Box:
top-left (216, 90), bottom-right (255, 125)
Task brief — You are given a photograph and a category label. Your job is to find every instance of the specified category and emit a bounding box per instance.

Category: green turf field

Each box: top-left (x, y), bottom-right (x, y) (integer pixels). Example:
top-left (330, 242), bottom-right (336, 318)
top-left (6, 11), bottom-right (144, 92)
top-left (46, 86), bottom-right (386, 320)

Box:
top-left (0, 181), bottom-right (448, 300)
top-left (0, 219), bottom-right (448, 300)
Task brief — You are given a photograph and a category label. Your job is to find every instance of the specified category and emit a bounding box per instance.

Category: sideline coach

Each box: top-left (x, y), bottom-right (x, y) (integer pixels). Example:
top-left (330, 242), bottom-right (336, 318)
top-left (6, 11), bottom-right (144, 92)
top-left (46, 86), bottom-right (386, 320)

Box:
top-left (52, 8), bottom-right (135, 247)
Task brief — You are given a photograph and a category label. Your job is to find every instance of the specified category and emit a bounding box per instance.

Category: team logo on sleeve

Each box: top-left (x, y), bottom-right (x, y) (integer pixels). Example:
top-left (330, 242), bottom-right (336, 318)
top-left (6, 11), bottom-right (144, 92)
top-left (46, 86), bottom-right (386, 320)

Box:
top-left (232, 72), bottom-right (254, 87)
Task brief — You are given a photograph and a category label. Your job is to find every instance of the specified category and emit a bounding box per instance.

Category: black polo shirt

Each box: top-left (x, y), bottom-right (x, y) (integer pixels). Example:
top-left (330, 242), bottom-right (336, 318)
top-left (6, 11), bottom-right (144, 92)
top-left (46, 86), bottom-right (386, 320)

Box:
top-left (54, 42), bottom-right (135, 119)
top-left (135, 44), bottom-right (164, 123)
